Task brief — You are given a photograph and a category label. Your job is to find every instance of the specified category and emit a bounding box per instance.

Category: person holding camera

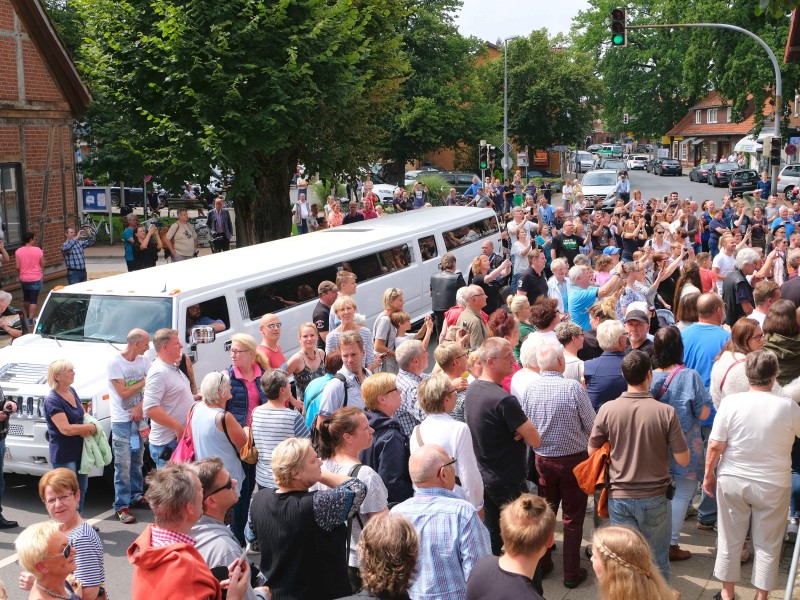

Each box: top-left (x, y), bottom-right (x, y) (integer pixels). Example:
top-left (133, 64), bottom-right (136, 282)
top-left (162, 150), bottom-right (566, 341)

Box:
top-left (61, 226), bottom-right (96, 285)
top-left (0, 386), bottom-right (16, 528)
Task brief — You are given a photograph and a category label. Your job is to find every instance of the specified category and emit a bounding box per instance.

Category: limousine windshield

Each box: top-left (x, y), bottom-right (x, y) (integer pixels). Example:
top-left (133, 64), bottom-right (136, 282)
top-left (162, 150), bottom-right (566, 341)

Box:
top-left (37, 294), bottom-right (173, 342)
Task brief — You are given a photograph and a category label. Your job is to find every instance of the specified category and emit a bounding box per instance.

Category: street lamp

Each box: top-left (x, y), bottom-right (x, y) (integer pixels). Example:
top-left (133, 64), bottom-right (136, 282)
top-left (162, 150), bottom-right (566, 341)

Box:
top-left (503, 35), bottom-right (520, 182)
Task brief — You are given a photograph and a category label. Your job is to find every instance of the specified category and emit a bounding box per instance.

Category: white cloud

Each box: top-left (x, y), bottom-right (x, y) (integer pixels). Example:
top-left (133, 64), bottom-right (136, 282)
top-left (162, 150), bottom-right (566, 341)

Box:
top-left (455, 0), bottom-right (590, 44)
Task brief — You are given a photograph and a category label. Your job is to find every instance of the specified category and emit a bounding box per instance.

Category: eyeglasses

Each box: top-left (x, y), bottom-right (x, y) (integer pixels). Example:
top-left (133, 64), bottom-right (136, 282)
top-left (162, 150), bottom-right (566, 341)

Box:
top-left (44, 493), bottom-right (74, 507)
top-left (44, 542), bottom-right (73, 560)
top-left (439, 457), bottom-right (457, 476)
top-left (389, 288), bottom-right (403, 298)
top-left (204, 477), bottom-right (234, 499)
top-left (447, 388), bottom-right (458, 395)
top-left (265, 323), bottom-right (282, 330)
top-left (751, 333), bottom-right (764, 340)
top-left (216, 371), bottom-right (227, 394)
top-left (230, 349), bottom-right (250, 355)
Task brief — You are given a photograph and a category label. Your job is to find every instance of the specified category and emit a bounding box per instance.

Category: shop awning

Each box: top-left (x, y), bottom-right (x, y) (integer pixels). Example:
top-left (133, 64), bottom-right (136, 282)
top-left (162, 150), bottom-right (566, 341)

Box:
top-left (734, 135), bottom-right (763, 153)
top-left (679, 137), bottom-right (696, 145)
top-left (692, 138), bottom-right (704, 145)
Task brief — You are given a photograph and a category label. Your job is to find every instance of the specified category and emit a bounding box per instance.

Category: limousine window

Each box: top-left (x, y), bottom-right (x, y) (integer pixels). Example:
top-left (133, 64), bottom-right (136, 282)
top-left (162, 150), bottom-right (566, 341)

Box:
top-left (244, 243), bottom-right (413, 319)
top-left (419, 235), bottom-right (438, 261)
top-left (442, 216), bottom-right (499, 251)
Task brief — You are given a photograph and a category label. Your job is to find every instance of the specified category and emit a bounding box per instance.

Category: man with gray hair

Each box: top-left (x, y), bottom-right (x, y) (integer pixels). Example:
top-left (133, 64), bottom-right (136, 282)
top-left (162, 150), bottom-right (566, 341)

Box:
top-left (461, 284), bottom-right (489, 350)
top-left (521, 343), bottom-right (595, 588)
top-left (567, 262), bottom-right (624, 330)
top-left (394, 339), bottom-right (430, 436)
top-left (583, 320), bottom-right (628, 412)
top-left (392, 444), bottom-right (491, 600)
top-left (781, 249), bottom-right (800, 307)
top-left (722, 247), bottom-right (760, 326)
top-left (128, 463), bottom-right (250, 600)
top-left (430, 252), bottom-right (466, 339)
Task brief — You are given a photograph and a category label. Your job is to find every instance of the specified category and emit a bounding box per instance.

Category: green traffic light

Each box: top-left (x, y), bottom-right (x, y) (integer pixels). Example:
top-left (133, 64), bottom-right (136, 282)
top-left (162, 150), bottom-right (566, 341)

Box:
top-left (612, 33), bottom-right (625, 45)
top-left (480, 162), bottom-right (488, 169)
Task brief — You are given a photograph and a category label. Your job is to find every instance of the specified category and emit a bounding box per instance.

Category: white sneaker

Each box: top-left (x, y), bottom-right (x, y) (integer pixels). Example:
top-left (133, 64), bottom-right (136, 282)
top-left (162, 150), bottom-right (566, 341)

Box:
top-left (786, 518), bottom-right (798, 543)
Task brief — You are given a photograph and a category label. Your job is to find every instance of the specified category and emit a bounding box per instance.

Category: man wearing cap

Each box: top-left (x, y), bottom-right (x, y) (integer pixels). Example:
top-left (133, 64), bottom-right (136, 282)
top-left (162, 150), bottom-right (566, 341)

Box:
top-left (602, 246), bottom-right (621, 264)
top-left (624, 308), bottom-right (654, 358)
top-left (312, 281), bottom-right (337, 350)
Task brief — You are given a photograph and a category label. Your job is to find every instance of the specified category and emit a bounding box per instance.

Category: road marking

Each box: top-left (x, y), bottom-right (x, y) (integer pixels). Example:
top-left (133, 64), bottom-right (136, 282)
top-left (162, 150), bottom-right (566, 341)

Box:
top-left (0, 506), bottom-right (118, 569)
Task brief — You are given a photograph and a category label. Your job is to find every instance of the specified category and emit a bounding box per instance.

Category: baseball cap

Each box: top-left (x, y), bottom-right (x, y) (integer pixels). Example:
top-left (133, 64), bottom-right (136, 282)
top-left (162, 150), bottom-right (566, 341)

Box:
top-left (624, 309), bottom-right (649, 324)
top-left (317, 281), bottom-right (338, 295)
top-left (602, 247), bottom-right (621, 255)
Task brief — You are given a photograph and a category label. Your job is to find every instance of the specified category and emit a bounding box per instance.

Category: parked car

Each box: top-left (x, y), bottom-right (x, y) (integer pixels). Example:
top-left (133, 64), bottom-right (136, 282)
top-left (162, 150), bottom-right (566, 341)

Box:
top-left (369, 173), bottom-right (401, 203)
top-left (645, 157), bottom-right (659, 173)
top-left (626, 155), bottom-right (648, 170)
top-left (597, 144), bottom-right (624, 159)
top-left (440, 172), bottom-right (481, 194)
top-left (778, 164), bottom-right (800, 196)
top-left (707, 162), bottom-right (739, 187)
top-left (587, 144), bottom-right (601, 154)
top-left (580, 169), bottom-right (619, 209)
top-left (571, 151), bottom-right (595, 174)
top-left (526, 170), bottom-right (563, 193)
top-left (110, 186), bottom-right (145, 207)
top-left (598, 159), bottom-right (627, 172)
top-left (654, 158), bottom-right (682, 176)
top-left (728, 169), bottom-right (760, 196)
top-left (688, 163), bottom-right (714, 183)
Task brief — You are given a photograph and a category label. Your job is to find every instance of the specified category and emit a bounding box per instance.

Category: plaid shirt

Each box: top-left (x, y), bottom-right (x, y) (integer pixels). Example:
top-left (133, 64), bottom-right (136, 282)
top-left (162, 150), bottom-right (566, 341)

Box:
top-left (392, 488), bottom-right (491, 600)
top-left (61, 236), bottom-right (96, 271)
top-left (150, 525), bottom-right (196, 548)
top-left (394, 369), bottom-right (429, 436)
top-left (521, 371), bottom-right (596, 457)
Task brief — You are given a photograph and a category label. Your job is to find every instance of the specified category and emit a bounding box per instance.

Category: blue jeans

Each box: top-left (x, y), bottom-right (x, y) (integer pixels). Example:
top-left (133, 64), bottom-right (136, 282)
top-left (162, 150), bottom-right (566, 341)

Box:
top-left (111, 422), bottom-right (144, 511)
top-left (698, 425), bottom-right (717, 526)
top-left (148, 439), bottom-right (177, 470)
top-left (709, 241), bottom-right (719, 260)
top-left (66, 269), bottom-right (87, 285)
top-left (0, 439), bottom-right (5, 511)
top-left (671, 476), bottom-right (698, 544)
top-left (52, 461), bottom-right (88, 515)
top-left (791, 470), bottom-right (800, 519)
top-left (510, 271), bottom-right (522, 292)
top-left (233, 462), bottom-right (256, 545)
top-left (608, 494), bottom-right (672, 581)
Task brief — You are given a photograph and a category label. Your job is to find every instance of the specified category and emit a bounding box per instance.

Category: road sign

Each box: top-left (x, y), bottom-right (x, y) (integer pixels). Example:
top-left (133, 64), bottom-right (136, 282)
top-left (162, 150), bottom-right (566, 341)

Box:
top-left (516, 153), bottom-right (528, 167)
top-left (786, 144), bottom-right (797, 156)
top-left (501, 142), bottom-right (513, 154)
top-left (501, 156), bottom-right (514, 170)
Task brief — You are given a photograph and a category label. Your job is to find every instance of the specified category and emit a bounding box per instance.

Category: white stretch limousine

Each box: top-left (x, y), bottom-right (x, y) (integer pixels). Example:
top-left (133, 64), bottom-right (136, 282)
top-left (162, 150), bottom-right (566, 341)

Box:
top-left (1, 206), bottom-right (500, 477)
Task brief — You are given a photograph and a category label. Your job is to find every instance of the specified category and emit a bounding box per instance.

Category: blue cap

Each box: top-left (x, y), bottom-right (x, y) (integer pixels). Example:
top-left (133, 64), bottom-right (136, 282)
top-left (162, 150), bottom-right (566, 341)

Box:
top-left (602, 246), bottom-right (621, 255)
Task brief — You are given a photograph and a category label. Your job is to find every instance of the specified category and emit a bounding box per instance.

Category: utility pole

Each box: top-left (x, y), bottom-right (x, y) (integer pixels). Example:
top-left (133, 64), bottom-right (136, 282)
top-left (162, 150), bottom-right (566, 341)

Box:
top-left (503, 36), bottom-right (520, 182)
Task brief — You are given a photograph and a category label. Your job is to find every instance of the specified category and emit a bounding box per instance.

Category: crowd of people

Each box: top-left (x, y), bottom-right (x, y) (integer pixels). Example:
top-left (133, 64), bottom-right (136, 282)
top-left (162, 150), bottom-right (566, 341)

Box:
top-left (7, 180), bottom-right (800, 600)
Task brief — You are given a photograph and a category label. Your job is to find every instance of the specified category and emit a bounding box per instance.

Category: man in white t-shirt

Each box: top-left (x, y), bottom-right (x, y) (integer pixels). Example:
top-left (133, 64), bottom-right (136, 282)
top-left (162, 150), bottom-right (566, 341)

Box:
top-left (712, 233), bottom-right (736, 294)
top-left (143, 328), bottom-right (195, 468)
top-left (108, 328), bottom-right (152, 523)
top-left (165, 207), bottom-right (198, 261)
top-left (748, 280), bottom-right (780, 327)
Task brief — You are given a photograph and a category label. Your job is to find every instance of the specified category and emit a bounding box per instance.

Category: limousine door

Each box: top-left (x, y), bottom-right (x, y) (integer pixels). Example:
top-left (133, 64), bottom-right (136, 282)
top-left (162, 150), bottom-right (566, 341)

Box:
top-left (180, 293), bottom-right (236, 380)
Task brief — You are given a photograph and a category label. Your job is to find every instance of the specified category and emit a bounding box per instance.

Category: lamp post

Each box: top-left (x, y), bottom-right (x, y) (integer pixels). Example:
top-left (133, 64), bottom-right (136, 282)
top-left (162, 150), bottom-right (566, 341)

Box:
top-left (503, 35), bottom-right (520, 182)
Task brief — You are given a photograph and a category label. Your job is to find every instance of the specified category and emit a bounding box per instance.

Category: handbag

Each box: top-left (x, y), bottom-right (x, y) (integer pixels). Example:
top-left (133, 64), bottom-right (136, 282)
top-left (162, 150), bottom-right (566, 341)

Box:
top-left (169, 403), bottom-right (199, 463)
top-left (240, 421), bottom-right (258, 465)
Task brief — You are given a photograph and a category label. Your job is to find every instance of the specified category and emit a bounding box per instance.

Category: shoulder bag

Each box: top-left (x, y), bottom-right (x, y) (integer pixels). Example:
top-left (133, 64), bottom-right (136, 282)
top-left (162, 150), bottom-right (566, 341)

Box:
top-left (169, 403), bottom-right (199, 463)
top-left (240, 419), bottom-right (258, 465)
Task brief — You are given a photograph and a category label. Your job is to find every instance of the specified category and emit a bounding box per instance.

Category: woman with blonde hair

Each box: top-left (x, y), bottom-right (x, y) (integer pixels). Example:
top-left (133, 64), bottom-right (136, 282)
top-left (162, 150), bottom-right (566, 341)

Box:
top-left (285, 322), bottom-right (326, 405)
top-left (326, 296), bottom-right (379, 370)
top-left (15, 521), bottom-right (80, 600)
top-left (506, 295), bottom-right (535, 362)
top-left (43, 360), bottom-right (97, 514)
top-left (433, 342), bottom-right (469, 421)
top-left (373, 288), bottom-right (405, 373)
top-left (591, 526), bottom-right (674, 600)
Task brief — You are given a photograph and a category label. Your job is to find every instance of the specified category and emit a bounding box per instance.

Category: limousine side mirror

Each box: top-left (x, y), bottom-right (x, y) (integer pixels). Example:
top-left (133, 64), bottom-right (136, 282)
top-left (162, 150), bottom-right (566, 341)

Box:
top-left (190, 326), bottom-right (216, 345)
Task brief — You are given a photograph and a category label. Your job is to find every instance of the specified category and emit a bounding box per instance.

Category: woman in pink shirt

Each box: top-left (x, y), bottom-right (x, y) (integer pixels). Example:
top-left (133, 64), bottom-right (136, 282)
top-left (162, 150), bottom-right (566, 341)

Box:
top-left (15, 232), bottom-right (44, 322)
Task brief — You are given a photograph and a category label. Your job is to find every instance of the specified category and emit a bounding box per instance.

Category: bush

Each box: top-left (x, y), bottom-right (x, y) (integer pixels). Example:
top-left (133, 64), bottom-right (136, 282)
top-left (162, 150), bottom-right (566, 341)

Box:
top-left (405, 173), bottom-right (450, 206)
top-left (308, 181), bottom-right (346, 207)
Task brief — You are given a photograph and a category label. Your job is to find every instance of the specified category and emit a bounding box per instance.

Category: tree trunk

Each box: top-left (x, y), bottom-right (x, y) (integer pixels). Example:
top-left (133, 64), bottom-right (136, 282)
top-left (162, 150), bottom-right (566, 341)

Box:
top-left (233, 157), bottom-right (293, 246)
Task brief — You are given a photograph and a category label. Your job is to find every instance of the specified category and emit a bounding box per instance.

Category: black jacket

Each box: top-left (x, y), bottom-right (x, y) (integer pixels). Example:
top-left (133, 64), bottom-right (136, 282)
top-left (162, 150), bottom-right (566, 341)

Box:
top-left (359, 410), bottom-right (413, 505)
top-left (430, 270), bottom-right (466, 312)
top-left (206, 208), bottom-right (234, 240)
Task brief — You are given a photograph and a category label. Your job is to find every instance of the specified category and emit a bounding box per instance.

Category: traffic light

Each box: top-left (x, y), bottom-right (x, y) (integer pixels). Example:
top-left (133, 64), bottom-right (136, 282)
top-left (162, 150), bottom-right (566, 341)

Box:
top-left (611, 7), bottom-right (627, 47)
top-left (479, 144), bottom-right (489, 170)
top-left (623, 113), bottom-right (629, 125)
top-left (488, 145), bottom-right (497, 164)
top-left (771, 137), bottom-right (782, 166)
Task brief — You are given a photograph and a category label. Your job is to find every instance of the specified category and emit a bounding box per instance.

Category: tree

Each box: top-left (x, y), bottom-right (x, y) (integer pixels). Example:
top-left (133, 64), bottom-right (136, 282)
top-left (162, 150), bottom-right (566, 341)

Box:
top-left (72, 0), bottom-right (408, 244)
top-left (379, 0), bottom-right (500, 184)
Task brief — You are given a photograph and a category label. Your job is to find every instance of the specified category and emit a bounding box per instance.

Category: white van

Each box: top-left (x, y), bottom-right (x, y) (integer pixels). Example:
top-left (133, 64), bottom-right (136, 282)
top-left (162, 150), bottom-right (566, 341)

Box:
top-left (2, 207), bottom-right (499, 477)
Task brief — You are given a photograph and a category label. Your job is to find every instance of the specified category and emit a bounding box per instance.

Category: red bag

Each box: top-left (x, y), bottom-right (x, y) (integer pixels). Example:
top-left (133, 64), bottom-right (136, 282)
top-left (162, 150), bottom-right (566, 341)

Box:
top-left (169, 403), bottom-right (198, 463)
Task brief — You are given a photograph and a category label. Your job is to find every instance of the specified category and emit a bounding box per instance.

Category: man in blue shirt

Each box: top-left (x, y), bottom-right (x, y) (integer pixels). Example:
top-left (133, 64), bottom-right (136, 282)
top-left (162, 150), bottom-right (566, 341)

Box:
top-left (612, 171), bottom-right (631, 203)
top-left (392, 444), bottom-right (491, 600)
top-left (772, 205), bottom-right (796, 239)
top-left (756, 170), bottom-right (771, 198)
top-left (584, 320), bottom-right (628, 412)
top-left (464, 176), bottom-right (481, 198)
top-left (567, 263), bottom-right (624, 330)
top-left (61, 226), bottom-right (96, 284)
top-left (537, 196), bottom-right (555, 227)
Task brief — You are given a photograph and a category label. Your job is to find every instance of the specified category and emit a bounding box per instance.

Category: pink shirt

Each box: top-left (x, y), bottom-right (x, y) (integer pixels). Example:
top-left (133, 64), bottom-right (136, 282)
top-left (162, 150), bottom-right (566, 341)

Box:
top-left (258, 344), bottom-right (286, 369)
top-left (594, 271), bottom-right (612, 287)
top-left (16, 245), bottom-right (43, 282)
top-left (234, 363), bottom-right (263, 426)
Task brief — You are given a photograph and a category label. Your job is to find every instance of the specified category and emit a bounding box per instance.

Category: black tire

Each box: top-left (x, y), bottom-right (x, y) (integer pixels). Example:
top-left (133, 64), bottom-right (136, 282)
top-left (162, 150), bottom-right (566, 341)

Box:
top-left (786, 186), bottom-right (795, 197)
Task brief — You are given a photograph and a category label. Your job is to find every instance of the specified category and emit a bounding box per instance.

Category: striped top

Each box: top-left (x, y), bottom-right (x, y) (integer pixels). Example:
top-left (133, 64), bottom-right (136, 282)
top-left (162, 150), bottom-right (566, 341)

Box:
top-left (325, 327), bottom-right (375, 368)
top-left (252, 405), bottom-right (310, 488)
top-left (68, 522), bottom-right (105, 587)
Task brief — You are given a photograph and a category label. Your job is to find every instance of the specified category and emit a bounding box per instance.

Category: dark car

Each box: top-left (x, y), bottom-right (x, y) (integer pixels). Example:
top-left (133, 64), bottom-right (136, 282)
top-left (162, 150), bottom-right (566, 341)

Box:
top-left (598, 159), bottom-right (627, 172)
top-left (654, 158), bottom-right (682, 176)
top-left (526, 170), bottom-right (563, 192)
top-left (441, 172), bottom-right (481, 194)
top-left (110, 186), bottom-right (145, 207)
top-left (728, 169), bottom-right (760, 196)
top-left (688, 163), bottom-right (714, 183)
top-left (645, 157), bottom-right (660, 173)
top-left (707, 162), bottom-right (740, 187)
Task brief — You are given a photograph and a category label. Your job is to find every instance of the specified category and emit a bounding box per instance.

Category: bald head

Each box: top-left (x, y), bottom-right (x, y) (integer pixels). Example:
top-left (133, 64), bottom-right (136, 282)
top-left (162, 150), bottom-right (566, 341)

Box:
top-left (125, 328), bottom-right (150, 356)
top-left (696, 293), bottom-right (724, 324)
top-left (408, 444), bottom-right (453, 489)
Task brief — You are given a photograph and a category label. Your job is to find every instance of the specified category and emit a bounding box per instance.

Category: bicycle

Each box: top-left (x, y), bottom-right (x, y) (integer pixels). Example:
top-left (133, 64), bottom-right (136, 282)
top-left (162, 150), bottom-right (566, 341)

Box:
top-left (189, 216), bottom-right (211, 249)
top-left (81, 213), bottom-right (111, 243)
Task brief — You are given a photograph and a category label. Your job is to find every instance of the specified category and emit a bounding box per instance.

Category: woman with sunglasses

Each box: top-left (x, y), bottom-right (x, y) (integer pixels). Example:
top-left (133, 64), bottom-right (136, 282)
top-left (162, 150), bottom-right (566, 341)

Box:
top-left (191, 371), bottom-right (247, 498)
top-left (17, 522), bottom-right (80, 600)
top-left (19, 469), bottom-right (105, 599)
top-left (225, 333), bottom-right (271, 545)
top-left (433, 342), bottom-right (470, 422)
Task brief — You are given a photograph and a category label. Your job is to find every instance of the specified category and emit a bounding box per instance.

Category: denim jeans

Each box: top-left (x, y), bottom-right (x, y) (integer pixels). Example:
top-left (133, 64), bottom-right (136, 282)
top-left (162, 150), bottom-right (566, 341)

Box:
top-left (608, 494), bottom-right (672, 581)
top-left (791, 470), bottom-right (800, 519)
top-left (709, 241), bottom-right (719, 260)
top-left (0, 439), bottom-right (5, 511)
top-left (671, 476), bottom-right (698, 544)
top-left (111, 422), bottom-right (145, 511)
top-left (66, 269), bottom-right (87, 285)
top-left (233, 461), bottom-right (256, 545)
top-left (698, 424), bottom-right (717, 526)
top-left (148, 439), bottom-right (177, 470)
top-left (510, 272), bottom-right (522, 292)
top-left (52, 460), bottom-right (88, 515)
top-left (484, 481), bottom-right (529, 556)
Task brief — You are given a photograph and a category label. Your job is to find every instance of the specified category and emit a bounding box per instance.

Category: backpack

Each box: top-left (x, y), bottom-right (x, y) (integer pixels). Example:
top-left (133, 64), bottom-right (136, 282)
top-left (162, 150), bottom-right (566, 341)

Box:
top-left (160, 225), bottom-right (172, 260)
top-left (310, 373), bottom-right (349, 450)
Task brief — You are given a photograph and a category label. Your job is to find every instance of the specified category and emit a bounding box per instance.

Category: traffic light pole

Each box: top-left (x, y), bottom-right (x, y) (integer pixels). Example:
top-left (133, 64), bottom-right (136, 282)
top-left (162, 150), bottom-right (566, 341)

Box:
top-left (626, 23), bottom-right (782, 196)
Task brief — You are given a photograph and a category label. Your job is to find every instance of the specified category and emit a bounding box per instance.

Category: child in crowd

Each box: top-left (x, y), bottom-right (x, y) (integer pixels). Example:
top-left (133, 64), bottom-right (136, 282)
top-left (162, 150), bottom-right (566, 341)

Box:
top-left (695, 252), bottom-right (716, 293)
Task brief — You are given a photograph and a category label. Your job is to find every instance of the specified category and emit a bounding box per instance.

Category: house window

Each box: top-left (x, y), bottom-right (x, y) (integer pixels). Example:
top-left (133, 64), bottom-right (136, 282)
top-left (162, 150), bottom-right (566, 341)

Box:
top-left (680, 143), bottom-right (687, 161)
top-left (672, 142), bottom-right (678, 158)
top-left (695, 110), bottom-right (701, 125)
top-left (707, 108), bottom-right (718, 124)
top-left (727, 107), bottom-right (732, 122)
top-left (0, 164), bottom-right (25, 248)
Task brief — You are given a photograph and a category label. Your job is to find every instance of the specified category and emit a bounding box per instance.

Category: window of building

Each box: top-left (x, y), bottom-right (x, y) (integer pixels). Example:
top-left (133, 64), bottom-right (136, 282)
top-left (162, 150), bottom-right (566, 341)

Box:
top-left (727, 106), bottom-right (732, 122)
top-left (0, 164), bottom-right (25, 248)
top-left (695, 110), bottom-right (701, 124)
top-left (680, 143), bottom-right (688, 161)
top-left (707, 108), bottom-right (718, 124)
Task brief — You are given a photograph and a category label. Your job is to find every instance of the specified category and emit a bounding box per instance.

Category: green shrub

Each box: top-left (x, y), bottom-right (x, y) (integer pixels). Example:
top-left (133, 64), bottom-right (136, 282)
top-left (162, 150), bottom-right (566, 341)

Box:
top-left (308, 181), bottom-right (346, 207)
top-left (405, 173), bottom-right (450, 206)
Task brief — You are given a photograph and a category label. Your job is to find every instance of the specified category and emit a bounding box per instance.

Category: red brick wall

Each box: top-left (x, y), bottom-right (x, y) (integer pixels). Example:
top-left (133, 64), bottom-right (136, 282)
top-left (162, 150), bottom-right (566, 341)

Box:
top-left (22, 40), bottom-right (65, 104)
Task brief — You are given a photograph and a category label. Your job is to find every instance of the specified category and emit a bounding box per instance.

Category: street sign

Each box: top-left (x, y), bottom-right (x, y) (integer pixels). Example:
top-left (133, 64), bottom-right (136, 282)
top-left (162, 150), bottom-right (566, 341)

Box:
top-left (501, 142), bottom-right (513, 154)
top-left (501, 156), bottom-right (514, 170)
top-left (516, 153), bottom-right (528, 167)
top-left (786, 144), bottom-right (797, 156)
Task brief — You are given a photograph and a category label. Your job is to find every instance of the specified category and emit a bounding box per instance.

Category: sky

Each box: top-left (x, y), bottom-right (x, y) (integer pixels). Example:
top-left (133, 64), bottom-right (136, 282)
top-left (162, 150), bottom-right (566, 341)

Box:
top-left (455, 0), bottom-right (591, 44)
